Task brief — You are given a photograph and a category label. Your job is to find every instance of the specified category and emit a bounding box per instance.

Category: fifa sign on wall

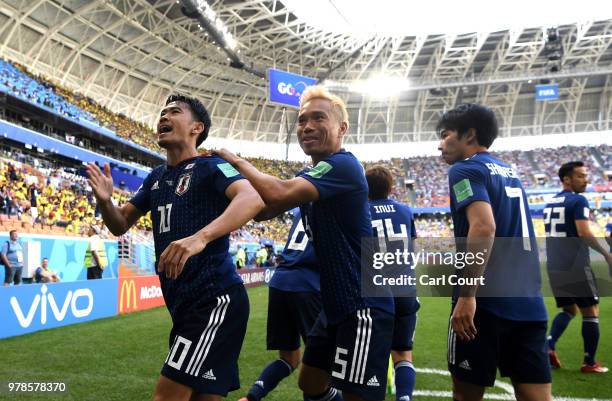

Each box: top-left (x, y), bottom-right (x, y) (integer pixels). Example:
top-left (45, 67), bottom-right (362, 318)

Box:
top-left (118, 275), bottom-right (165, 314)
top-left (535, 84), bottom-right (559, 101)
top-left (0, 279), bottom-right (118, 339)
top-left (268, 68), bottom-right (317, 108)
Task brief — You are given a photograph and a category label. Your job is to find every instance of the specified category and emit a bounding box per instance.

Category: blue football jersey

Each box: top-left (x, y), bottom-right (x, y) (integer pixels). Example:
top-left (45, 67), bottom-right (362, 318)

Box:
top-left (448, 152), bottom-right (546, 322)
top-left (298, 150), bottom-right (394, 324)
top-left (369, 198), bottom-right (418, 298)
top-left (544, 190), bottom-right (591, 270)
top-left (269, 208), bottom-right (320, 293)
top-left (129, 155), bottom-right (244, 318)
top-left (369, 198), bottom-right (417, 244)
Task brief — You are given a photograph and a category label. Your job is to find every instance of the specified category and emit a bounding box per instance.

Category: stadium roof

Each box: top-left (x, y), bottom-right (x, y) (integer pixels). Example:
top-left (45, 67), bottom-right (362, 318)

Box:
top-left (0, 0), bottom-right (611, 144)
top-left (282, 0), bottom-right (612, 37)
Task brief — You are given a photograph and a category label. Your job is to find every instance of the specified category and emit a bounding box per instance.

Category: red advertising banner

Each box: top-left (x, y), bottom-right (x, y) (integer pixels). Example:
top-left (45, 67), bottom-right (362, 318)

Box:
top-left (118, 270), bottom-right (269, 314)
top-left (118, 275), bottom-right (165, 314)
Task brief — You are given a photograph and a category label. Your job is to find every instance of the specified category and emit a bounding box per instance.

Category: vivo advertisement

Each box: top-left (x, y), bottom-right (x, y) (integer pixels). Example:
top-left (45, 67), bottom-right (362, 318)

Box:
top-left (0, 233), bottom-right (272, 339)
top-left (0, 279), bottom-right (118, 339)
top-left (268, 68), bottom-right (317, 108)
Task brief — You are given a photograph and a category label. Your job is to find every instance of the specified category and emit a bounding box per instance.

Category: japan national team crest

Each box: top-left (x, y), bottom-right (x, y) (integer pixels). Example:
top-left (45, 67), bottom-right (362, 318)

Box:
top-left (175, 173), bottom-right (192, 196)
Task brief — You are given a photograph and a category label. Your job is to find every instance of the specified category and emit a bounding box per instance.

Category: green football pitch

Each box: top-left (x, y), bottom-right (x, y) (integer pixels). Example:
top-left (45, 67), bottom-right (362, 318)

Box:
top-left (0, 286), bottom-right (610, 401)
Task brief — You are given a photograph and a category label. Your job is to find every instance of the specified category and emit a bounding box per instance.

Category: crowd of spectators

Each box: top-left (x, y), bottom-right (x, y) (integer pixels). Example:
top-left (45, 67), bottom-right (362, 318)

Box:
top-left (1, 149), bottom-right (609, 241)
top-left (0, 58), bottom-right (161, 153)
top-left (0, 154), bottom-right (151, 237)
top-left (530, 145), bottom-right (604, 186)
top-left (0, 60), bottom-right (97, 124)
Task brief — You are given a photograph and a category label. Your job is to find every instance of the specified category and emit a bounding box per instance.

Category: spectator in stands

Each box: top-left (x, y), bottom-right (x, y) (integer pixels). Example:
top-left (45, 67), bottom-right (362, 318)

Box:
top-left (2, 229), bottom-right (23, 286)
top-left (236, 245), bottom-right (246, 269)
top-left (264, 244), bottom-right (276, 267)
top-left (255, 245), bottom-right (268, 267)
top-left (84, 224), bottom-right (107, 280)
top-left (35, 257), bottom-right (60, 283)
top-left (1, 186), bottom-right (14, 216)
top-left (28, 182), bottom-right (39, 221)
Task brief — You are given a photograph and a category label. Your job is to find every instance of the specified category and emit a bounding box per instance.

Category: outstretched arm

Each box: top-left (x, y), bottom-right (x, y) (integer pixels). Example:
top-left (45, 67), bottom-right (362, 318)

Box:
top-left (158, 179), bottom-right (265, 279)
top-left (86, 163), bottom-right (143, 236)
top-left (213, 149), bottom-right (319, 220)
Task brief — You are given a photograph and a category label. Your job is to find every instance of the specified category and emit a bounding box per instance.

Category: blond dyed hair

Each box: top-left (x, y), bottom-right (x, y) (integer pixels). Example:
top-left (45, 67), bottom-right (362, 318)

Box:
top-left (300, 85), bottom-right (349, 126)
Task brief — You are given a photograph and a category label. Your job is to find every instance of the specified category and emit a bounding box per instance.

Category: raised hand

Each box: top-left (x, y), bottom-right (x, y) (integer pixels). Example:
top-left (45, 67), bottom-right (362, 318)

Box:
top-left (87, 163), bottom-right (114, 202)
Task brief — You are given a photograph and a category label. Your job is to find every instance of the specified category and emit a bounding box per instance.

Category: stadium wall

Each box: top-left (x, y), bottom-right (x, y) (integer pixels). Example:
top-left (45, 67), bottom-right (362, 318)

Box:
top-left (1, 268), bottom-right (271, 339)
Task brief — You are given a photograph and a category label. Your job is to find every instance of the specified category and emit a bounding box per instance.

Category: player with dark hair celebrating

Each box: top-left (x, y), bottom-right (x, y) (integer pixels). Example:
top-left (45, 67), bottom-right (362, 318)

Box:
top-left (544, 161), bottom-right (612, 373)
top-left (438, 103), bottom-right (552, 401)
top-left (215, 85), bottom-right (394, 401)
top-left (87, 94), bottom-right (264, 401)
top-left (366, 165), bottom-right (419, 401)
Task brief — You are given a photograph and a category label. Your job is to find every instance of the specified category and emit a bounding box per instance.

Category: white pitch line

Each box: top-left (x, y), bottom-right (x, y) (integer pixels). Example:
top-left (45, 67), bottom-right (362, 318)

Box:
top-left (413, 390), bottom-right (612, 401)
top-left (414, 390), bottom-right (513, 400)
top-left (413, 367), bottom-right (611, 401)
top-left (415, 368), bottom-right (514, 394)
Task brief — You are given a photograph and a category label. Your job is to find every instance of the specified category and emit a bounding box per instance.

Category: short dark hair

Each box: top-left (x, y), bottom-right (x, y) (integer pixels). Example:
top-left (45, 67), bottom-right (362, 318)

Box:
top-left (436, 103), bottom-right (498, 148)
top-left (165, 94), bottom-right (212, 147)
top-left (558, 161), bottom-right (584, 181)
top-left (9, 229), bottom-right (17, 235)
top-left (366, 165), bottom-right (393, 200)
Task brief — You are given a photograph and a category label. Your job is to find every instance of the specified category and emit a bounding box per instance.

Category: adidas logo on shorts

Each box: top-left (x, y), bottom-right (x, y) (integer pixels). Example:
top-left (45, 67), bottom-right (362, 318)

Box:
top-left (202, 369), bottom-right (216, 380)
top-left (459, 360), bottom-right (472, 370)
top-left (367, 375), bottom-right (380, 387)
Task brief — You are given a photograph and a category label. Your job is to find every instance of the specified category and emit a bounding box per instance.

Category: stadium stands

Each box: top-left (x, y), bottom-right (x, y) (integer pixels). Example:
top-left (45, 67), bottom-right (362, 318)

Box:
top-left (0, 58), bottom-right (161, 153)
top-left (0, 59), bottom-right (97, 124)
top-left (0, 57), bottom-right (610, 241)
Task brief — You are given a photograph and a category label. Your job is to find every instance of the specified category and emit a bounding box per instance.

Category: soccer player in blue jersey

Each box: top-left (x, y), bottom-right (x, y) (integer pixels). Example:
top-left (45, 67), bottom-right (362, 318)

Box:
top-left (437, 104), bottom-right (552, 401)
top-left (86, 95), bottom-right (264, 401)
top-left (366, 166), bottom-right (419, 401)
top-left (544, 161), bottom-right (612, 373)
top-left (239, 208), bottom-right (323, 401)
top-left (214, 85), bottom-right (394, 401)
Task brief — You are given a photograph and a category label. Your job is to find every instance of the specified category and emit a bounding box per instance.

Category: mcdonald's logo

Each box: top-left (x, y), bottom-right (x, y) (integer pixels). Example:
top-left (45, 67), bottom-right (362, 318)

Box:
top-left (119, 280), bottom-right (137, 313)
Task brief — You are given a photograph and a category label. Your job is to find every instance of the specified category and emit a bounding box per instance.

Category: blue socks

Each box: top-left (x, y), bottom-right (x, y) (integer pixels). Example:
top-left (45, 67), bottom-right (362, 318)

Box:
top-left (247, 359), bottom-right (293, 401)
top-left (394, 360), bottom-right (416, 401)
top-left (582, 317), bottom-right (600, 366)
top-left (548, 311), bottom-right (574, 350)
